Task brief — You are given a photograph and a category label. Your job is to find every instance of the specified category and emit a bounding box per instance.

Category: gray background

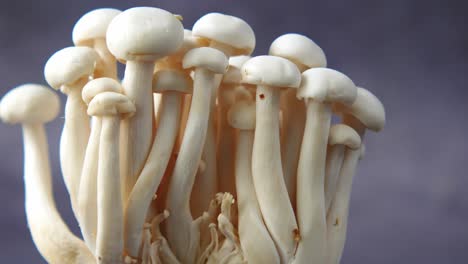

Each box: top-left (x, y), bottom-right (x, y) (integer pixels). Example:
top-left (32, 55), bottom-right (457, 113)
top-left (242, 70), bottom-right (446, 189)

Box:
top-left (1, 0), bottom-right (467, 263)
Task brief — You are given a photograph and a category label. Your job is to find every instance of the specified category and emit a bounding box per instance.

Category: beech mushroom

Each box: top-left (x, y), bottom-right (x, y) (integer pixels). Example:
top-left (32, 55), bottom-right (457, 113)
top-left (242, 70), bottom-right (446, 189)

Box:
top-left (294, 67), bottom-right (357, 263)
top-left (124, 69), bottom-right (191, 258)
top-left (228, 100), bottom-right (280, 264)
top-left (0, 84), bottom-right (95, 264)
top-left (106, 7), bottom-right (184, 201)
top-left (165, 46), bottom-right (228, 263)
top-left (78, 77), bottom-right (123, 252)
top-left (73, 8), bottom-right (121, 79)
top-left (241, 55), bottom-right (300, 263)
top-left (87, 90), bottom-right (135, 264)
top-left (269, 33), bottom-right (327, 207)
top-left (44, 46), bottom-right (98, 208)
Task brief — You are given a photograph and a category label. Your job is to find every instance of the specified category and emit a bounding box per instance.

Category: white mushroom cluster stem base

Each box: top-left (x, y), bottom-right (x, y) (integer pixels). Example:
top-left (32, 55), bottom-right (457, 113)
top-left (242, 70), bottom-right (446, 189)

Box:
top-left (0, 6), bottom-right (385, 264)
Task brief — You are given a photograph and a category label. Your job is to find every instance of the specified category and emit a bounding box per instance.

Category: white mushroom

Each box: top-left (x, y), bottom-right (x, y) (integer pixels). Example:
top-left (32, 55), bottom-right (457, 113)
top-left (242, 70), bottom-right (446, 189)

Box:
top-left (294, 68), bottom-right (357, 263)
top-left (228, 100), bottom-right (280, 264)
top-left (73, 8), bottom-right (121, 79)
top-left (0, 84), bottom-right (95, 264)
top-left (88, 90), bottom-right (135, 264)
top-left (106, 7), bottom-right (184, 201)
top-left (165, 46), bottom-right (228, 263)
top-left (269, 33), bottom-right (327, 207)
top-left (241, 55), bottom-right (300, 262)
top-left (124, 69), bottom-right (191, 258)
top-left (44, 46), bottom-right (98, 208)
top-left (78, 77), bottom-right (123, 252)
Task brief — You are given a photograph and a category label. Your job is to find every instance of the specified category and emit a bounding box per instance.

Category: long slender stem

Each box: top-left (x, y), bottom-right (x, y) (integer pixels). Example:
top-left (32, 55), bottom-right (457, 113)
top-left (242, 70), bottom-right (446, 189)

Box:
top-left (325, 145), bottom-right (345, 212)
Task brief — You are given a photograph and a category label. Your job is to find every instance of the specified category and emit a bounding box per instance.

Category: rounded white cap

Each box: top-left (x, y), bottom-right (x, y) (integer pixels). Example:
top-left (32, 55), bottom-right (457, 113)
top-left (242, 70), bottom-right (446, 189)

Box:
top-left (106, 7), bottom-right (184, 61)
top-left (328, 124), bottom-right (361, 149)
top-left (241, 55), bottom-right (301, 88)
top-left (227, 100), bottom-right (256, 130)
top-left (72, 8), bottom-right (121, 46)
top-left (152, 69), bottom-right (192, 93)
top-left (269, 33), bottom-right (327, 70)
top-left (87, 91), bottom-right (135, 118)
top-left (192, 13), bottom-right (255, 55)
top-left (44, 47), bottom-right (98, 90)
top-left (182, 47), bottom-right (228, 74)
top-left (222, 55), bottom-right (251, 84)
top-left (82, 77), bottom-right (123, 105)
top-left (0, 84), bottom-right (60, 124)
top-left (297, 68), bottom-right (356, 104)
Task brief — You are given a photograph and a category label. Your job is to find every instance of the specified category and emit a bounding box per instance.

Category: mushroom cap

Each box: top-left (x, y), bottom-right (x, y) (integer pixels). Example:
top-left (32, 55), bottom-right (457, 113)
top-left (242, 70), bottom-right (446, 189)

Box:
top-left (87, 91), bottom-right (135, 118)
top-left (192, 13), bottom-right (255, 55)
top-left (0, 84), bottom-right (60, 124)
top-left (82, 77), bottom-right (123, 105)
top-left (269, 33), bottom-right (327, 70)
top-left (153, 69), bottom-right (192, 94)
top-left (222, 55), bottom-right (251, 84)
top-left (328, 124), bottom-right (361, 149)
top-left (182, 47), bottom-right (228, 74)
top-left (227, 100), bottom-right (256, 130)
top-left (220, 85), bottom-right (253, 106)
top-left (106, 7), bottom-right (184, 62)
top-left (44, 47), bottom-right (98, 90)
top-left (333, 87), bottom-right (385, 132)
top-left (297, 68), bottom-right (357, 104)
top-left (241, 55), bottom-right (301, 88)
top-left (72, 8), bottom-right (122, 46)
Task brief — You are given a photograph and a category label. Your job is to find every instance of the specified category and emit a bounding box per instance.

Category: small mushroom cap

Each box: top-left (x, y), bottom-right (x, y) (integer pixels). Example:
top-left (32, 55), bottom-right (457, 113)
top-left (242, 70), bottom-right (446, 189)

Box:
top-left (82, 77), bottom-right (123, 105)
top-left (241, 55), bottom-right (301, 88)
top-left (297, 68), bottom-right (357, 104)
top-left (333, 87), bottom-right (385, 132)
top-left (328, 124), bottom-right (361, 149)
top-left (192, 13), bottom-right (255, 55)
top-left (72, 8), bottom-right (122, 46)
top-left (87, 92), bottom-right (135, 118)
top-left (227, 100), bottom-right (256, 130)
top-left (152, 69), bottom-right (192, 94)
top-left (182, 47), bottom-right (228, 74)
top-left (44, 47), bottom-right (98, 90)
top-left (222, 55), bottom-right (251, 84)
top-left (220, 86), bottom-right (253, 106)
top-left (0, 84), bottom-right (60, 124)
top-left (269, 33), bottom-right (327, 70)
top-left (106, 7), bottom-right (184, 62)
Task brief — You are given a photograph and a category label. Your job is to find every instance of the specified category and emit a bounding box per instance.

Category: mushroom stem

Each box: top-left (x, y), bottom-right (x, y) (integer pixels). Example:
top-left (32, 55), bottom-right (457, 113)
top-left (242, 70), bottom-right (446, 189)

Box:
top-left (166, 68), bottom-right (214, 263)
top-left (77, 117), bottom-right (102, 252)
top-left (324, 145), bottom-right (345, 211)
top-left (125, 92), bottom-right (182, 257)
top-left (252, 85), bottom-right (298, 262)
top-left (235, 129), bottom-right (280, 264)
top-left (94, 38), bottom-right (117, 79)
top-left (120, 60), bottom-right (154, 202)
top-left (326, 147), bottom-right (361, 264)
top-left (22, 124), bottom-right (95, 264)
top-left (295, 100), bottom-right (331, 263)
top-left (96, 117), bottom-right (124, 264)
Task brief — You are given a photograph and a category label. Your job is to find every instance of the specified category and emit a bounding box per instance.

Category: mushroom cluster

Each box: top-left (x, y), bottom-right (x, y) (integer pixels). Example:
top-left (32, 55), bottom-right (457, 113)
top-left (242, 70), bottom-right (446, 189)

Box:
top-left (0, 6), bottom-right (385, 264)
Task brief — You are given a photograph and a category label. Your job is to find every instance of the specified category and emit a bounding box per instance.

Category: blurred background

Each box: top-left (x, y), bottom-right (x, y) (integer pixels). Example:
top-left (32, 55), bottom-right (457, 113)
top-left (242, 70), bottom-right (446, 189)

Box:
top-left (0, 0), bottom-right (467, 263)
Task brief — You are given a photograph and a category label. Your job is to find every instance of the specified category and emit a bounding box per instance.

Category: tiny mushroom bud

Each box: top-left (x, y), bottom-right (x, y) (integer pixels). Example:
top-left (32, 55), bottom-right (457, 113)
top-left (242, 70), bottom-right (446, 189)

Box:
top-left (228, 100), bottom-right (280, 264)
top-left (73, 8), bottom-right (122, 78)
top-left (0, 84), bottom-right (95, 264)
top-left (241, 55), bottom-right (301, 263)
top-left (295, 67), bottom-right (357, 263)
top-left (44, 46), bottom-right (98, 208)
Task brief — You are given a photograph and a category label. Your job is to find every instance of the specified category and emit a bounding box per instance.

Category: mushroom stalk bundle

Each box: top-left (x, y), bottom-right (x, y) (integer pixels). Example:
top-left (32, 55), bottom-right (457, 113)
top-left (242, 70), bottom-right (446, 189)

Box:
top-left (0, 6), bottom-right (385, 264)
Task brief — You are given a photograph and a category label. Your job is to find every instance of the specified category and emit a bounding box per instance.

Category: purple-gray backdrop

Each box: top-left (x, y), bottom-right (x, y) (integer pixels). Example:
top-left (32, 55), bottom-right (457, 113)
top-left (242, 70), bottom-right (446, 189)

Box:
top-left (1, 0), bottom-right (467, 263)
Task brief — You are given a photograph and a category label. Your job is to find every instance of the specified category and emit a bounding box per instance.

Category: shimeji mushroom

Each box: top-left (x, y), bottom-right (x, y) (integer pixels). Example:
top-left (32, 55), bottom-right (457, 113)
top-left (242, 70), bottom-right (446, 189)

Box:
top-left (106, 7), bottom-right (184, 201)
top-left (295, 68), bottom-right (357, 263)
top-left (124, 69), bottom-right (191, 258)
top-left (73, 8), bottom-right (121, 79)
top-left (78, 77), bottom-right (123, 252)
top-left (87, 90), bottom-right (135, 264)
top-left (241, 55), bottom-right (301, 263)
top-left (44, 46), bottom-right (98, 208)
top-left (327, 87), bottom-right (385, 263)
top-left (269, 33), bottom-right (327, 207)
top-left (165, 46), bottom-right (228, 263)
top-left (227, 100), bottom-right (280, 264)
top-left (0, 84), bottom-right (95, 264)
